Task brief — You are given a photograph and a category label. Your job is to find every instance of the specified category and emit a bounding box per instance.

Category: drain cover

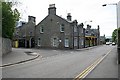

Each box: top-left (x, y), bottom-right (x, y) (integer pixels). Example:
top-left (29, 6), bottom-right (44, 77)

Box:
top-left (25, 51), bottom-right (38, 56)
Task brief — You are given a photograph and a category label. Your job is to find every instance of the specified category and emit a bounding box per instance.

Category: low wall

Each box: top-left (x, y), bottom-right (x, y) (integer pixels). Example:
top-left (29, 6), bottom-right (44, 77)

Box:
top-left (0, 37), bottom-right (2, 57)
top-left (2, 38), bottom-right (12, 55)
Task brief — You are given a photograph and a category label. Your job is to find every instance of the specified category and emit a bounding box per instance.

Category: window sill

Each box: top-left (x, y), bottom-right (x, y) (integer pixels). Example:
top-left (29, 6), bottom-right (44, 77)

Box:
top-left (60, 31), bottom-right (64, 33)
top-left (40, 32), bottom-right (44, 34)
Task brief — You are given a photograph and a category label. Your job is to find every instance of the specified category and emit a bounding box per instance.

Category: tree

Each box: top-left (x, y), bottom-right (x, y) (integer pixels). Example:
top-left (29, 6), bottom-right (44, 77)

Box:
top-left (2, 1), bottom-right (20, 39)
top-left (112, 29), bottom-right (117, 43)
top-left (112, 28), bottom-right (120, 43)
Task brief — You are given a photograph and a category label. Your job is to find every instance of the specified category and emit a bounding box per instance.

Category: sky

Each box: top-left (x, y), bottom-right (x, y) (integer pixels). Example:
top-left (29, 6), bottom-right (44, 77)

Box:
top-left (17, 0), bottom-right (120, 36)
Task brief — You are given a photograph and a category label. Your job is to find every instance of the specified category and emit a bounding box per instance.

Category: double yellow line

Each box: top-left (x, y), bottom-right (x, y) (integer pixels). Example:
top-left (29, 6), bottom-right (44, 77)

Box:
top-left (74, 49), bottom-right (113, 80)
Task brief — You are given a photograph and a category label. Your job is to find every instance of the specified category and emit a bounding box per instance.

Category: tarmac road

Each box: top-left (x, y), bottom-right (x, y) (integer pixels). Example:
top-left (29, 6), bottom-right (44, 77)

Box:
top-left (2, 45), bottom-right (118, 78)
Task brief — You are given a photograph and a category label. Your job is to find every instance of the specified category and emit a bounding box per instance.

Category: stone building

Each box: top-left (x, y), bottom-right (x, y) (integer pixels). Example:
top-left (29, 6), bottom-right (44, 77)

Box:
top-left (100, 34), bottom-right (106, 44)
top-left (13, 4), bottom-right (100, 49)
top-left (13, 16), bottom-right (36, 48)
top-left (84, 25), bottom-right (100, 47)
top-left (35, 4), bottom-right (85, 49)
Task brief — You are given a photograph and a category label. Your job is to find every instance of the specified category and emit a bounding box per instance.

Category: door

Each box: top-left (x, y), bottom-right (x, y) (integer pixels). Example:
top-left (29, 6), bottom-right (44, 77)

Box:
top-left (27, 40), bottom-right (29, 48)
top-left (31, 38), bottom-right (35, 48)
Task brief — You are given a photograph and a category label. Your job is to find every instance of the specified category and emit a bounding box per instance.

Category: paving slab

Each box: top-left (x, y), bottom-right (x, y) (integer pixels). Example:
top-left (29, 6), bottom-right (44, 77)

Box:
top-left (2, 48), bottom-right (39, 66)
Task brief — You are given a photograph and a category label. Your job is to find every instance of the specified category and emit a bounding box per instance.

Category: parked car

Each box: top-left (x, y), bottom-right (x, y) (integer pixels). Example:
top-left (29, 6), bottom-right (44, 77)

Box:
top-left (112, 42), bottom-right (116, 45)
top-left (106, 42), bottom-right (111, 45)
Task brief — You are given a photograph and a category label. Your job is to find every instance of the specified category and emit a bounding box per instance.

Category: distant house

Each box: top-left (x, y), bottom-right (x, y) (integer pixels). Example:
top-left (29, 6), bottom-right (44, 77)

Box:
top-left (13, 16), bottom-right (36, 48)
top-left (100, 35), bottom-right (106, 44)
top-left (84, 25), bottom-right (100, 47)
top-left (105, 36), bottom-right (112, 42)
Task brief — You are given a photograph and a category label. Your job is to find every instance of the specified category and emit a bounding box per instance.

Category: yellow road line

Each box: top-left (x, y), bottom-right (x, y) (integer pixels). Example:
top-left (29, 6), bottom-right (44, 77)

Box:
top-left (79, 56), bottom-right (104, 79)
top-left (74, 57), bottom-right (102, 80)
top-left (74, 48), bottom-right (113, 80)
top-left (74, 57), bottom-right (101, 79)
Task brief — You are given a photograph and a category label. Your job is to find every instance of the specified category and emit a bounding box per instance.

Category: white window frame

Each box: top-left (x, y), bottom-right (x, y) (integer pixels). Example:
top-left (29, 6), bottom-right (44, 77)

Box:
top-left (74, 37), bottom-right (77, 47)
top-left (65, 38), bottom-right (69, 47)
top-left (60, 24), bottom-right (64, 32)
top-left (40, 26), bottom-right (44, 33)
top-left (81, 39), bottom-right (84, 45)
top-left (53, 38), bottom-right (58, 47)
top-left (81, 29), bottom-right (83, 33)
top-left (38, 38), bottom-right (41, 46)
top-left (74, 25), bottom-right (77, 32)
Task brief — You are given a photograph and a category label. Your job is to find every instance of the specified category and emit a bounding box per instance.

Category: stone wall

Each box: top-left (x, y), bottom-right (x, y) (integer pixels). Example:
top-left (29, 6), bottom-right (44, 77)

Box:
top-left (2, 38), bottom-right (12, 55)
top-left (0, 37), bottom-right (2, 57)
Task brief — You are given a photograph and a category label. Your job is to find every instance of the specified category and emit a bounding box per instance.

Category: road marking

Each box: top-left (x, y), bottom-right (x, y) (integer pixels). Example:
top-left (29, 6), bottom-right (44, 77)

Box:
top-left (74, 48), bottom-right (113, 80)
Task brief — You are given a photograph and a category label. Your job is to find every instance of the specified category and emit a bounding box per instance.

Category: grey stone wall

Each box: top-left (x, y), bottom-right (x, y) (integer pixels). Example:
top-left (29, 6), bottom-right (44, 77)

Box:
top-left (0, 37), bottom-right (2, 57)
top-left (2, 38), bottom-right (12, 55)
top-left (35, 14), bottom-right (75, 49)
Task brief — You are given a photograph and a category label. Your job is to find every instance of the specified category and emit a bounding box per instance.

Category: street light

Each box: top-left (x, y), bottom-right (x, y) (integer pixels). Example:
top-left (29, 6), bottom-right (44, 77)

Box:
top-left (102, 3), bottom-right (117, 7)
top-left (102, 3), bottom-right (118, 43)
top-left (102, 2), bottom-right (120, 64)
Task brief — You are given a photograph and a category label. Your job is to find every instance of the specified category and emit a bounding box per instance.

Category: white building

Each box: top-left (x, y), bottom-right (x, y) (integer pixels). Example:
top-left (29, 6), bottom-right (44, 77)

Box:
top-left (117, 1), bottom-right (120, 28)
top-left (117, 1), bottom-right (120, 64)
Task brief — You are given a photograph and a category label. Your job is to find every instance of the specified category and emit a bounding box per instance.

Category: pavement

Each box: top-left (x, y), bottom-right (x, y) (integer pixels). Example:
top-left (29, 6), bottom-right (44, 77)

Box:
top-left (2, 45), bottom-right (118, 78)
top-left (1, 44), bottom-right (118, 76)
top-left (1, 45), bottom-right (100, 68)
top-left (1, 48), bottom-right (40, 67)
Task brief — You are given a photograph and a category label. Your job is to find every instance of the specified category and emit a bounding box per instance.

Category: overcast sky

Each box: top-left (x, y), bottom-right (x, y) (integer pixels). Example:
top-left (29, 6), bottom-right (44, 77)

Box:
top-left (17, 0), bottom-right (120, 36)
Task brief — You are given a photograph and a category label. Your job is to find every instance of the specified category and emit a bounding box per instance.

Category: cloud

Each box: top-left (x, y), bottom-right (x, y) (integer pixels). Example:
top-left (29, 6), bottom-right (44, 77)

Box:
top-left (18, 0), bottom-right (119, 36)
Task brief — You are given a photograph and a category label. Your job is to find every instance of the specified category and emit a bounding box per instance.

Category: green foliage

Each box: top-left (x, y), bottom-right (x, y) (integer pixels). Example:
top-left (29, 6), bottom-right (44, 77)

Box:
top-left (112, 29), bottom-right (117, 42)
top-left (2, 2), bottom-right (20, 39)
top-left (118, 28), bottom-right (120, 46)
top-left (112, 28), bottom-right (120, 43)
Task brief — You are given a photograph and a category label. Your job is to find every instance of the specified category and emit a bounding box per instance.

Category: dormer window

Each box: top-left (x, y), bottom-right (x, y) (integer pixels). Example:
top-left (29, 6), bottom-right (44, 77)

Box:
top-left (40, 26), bottom-right (44, 33)
top-left (60, 24), bottom-right (64, 32)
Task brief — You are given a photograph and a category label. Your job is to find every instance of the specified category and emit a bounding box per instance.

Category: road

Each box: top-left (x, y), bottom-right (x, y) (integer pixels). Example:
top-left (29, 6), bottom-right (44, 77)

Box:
top-left (86, 46), bottom-right (118, 78)
top-left (2, 45), bottom-right (118, 78)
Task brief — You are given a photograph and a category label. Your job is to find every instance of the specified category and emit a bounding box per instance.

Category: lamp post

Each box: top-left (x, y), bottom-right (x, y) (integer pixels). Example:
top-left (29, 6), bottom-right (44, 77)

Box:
top-left (102, 3), bottom-right (117, 6)
top-left (102, 2), bottom-right (120, 64)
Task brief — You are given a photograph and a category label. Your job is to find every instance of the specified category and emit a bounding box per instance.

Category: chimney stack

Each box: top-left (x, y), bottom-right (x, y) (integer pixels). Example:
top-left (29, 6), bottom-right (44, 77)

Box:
top-left (48, 4), bottom-right (56, 15)
top-left (67, 13), bottom-right (72, 21)
top-left (28, 16), bottom-right (36, 23)
top-left (87, 24), bottom-right (91, 29)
